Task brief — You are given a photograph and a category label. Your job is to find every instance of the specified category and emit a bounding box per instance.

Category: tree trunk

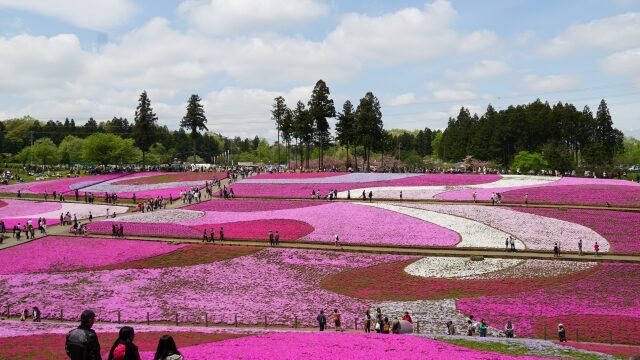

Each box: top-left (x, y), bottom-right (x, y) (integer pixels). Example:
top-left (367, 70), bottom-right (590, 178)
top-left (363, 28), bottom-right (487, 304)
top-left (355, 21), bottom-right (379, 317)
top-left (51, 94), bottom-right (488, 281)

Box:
top-left (142, 151), bottom-right (146, 170)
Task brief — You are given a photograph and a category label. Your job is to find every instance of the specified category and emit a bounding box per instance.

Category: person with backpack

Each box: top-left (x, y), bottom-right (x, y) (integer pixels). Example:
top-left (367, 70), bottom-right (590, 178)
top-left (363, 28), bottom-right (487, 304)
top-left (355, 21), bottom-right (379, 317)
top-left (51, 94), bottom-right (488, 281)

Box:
top-left (382, 317), bottom-right (391, 334)
top-left (153, 335), bottom-right (183, 360)
top-left (65, 310), bottom-right (102, 360)
top-left (32, 307), bottom-right (41, 322)
top-left (316, 310), bottom-right (327, 331)
top-left (107, 326), bottom-right (140, 360)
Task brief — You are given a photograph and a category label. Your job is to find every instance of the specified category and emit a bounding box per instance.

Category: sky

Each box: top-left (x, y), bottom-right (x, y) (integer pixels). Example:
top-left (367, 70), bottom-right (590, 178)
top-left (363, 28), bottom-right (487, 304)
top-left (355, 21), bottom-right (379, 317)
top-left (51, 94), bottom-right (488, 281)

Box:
top-left (1, 0), bottom-right (640, 140)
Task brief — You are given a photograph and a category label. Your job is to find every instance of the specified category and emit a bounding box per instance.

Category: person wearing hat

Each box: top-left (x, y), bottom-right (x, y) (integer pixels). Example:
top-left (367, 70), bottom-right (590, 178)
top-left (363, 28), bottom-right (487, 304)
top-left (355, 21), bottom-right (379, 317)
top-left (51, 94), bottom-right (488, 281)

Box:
top-left (66, 309), bottom-right (102, 360)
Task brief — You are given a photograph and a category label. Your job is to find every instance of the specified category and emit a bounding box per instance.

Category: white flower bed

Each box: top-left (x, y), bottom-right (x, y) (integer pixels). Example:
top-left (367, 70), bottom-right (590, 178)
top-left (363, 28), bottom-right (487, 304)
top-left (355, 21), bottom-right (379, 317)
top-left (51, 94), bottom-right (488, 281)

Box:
top-left (31, 203), bottom-right (128, 220)
top-left (239, 173), bottom-right (422, 184)
top-left (397, 203), bottom-right (609, 252)
top-left (405, 257), bottom-right (523, 279)
top-left (100, 209), bottom-right (204, 223)
top-left (360, 203), bottom-right (525, 249)
top-left (82, 180), bottom-right (205, 193)
top-left (338, 175), bottom-right (560, 200)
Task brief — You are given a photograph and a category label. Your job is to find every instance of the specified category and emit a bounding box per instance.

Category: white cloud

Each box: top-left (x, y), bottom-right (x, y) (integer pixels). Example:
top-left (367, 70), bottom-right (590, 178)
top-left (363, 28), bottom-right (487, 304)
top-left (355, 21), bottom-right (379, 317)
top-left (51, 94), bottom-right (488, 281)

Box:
top-left (0, 0), bottom-right (135, 32)
top-left (542, 12), bottom-right (640, 56)
top-left (326, 0), bottom-right (497, 63)
top-left (601, 48), bottom-right (640, 75)
top-left (0, 34), bottom-right (86, 95)
top-left (522, 74), bottom-right (580, 92)
top-left (433, 89), bottom-right (478, 102)
top-left (445, 60), bottom-right (511, 81)
top-left (178, 0), bottom-right (328, 35)
top-left (386, 93), bottom-right (420, 107)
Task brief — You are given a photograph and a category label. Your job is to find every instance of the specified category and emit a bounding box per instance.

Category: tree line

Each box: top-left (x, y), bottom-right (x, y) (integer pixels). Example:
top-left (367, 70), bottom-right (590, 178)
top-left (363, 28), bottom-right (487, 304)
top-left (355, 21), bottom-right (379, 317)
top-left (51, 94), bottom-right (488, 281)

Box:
top-left (437, 99), bottom-right (625, 171)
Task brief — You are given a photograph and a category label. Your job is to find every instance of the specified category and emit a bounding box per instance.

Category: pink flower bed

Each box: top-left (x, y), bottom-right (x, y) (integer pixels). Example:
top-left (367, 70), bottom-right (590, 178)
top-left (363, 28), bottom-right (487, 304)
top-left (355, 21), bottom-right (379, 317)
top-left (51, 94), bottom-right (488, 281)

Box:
top-left (501, 184), bottom-right (640, 207)
top-left (0, 236), bottom-right (185, 274)
top-left (0, 174), bottom-right (123, 195)
top-left (0, 199), bottom-right (60, 217)
top-left (184, 199), bottom-right (324, 212)
top-left (147, 332), bottom-right (551, 360)
top-left (456, 263), bottom-right (640, 338)
top-left (512, 207), bottom-right (640, 254)
top-left (0, 248), bottom-right (408, 325)
top-left (436, 176), bottom-right (640, 202)
top-left (233, 174), bottom-right (501, 198)
top-left (0, 200), bottom-right (128, 228)
top-left (93, 202), bottom-right (460, 247)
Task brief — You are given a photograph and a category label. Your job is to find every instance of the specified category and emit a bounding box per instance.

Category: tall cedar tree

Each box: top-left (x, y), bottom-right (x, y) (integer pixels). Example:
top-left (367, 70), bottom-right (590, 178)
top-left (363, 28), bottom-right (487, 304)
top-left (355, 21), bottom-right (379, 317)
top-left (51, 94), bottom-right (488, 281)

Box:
top-left (335, 100), bottom-right (356, 169)
top-left (180, 94), bottom-right (208, 162)
top-left (308, 80), bottom-right (335, 169)
top-left (271, 96), bottom-right (288, 165)
top-left (355, 92), bottom-right (383, 171)
top-left (293, 100), bottom-right (314, 169)
top-left (132, 91), bottom-right (158, 167)
top-left (281, 108), bottom-right (294, 166)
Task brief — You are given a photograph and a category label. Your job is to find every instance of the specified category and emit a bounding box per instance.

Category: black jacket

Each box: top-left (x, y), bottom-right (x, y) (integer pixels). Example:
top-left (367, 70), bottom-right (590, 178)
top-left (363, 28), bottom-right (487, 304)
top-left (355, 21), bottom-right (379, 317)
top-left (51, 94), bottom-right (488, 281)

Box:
top-left (66, 325), bottom-right (102, 360)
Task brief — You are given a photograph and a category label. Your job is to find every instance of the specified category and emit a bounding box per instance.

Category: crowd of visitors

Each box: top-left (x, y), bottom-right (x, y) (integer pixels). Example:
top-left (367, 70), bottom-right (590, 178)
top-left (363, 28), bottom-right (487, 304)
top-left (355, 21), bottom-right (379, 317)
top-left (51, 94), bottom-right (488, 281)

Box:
top-left (64, 310), bottom-right (184, 360)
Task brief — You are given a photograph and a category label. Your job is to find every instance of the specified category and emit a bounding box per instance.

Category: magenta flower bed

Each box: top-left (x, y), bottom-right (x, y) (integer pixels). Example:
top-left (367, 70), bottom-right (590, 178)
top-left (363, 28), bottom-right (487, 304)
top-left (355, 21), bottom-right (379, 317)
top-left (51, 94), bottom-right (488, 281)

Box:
top-left (150, 332), bottom-right (551, 360)
top-left (233, 174), bottom-right (501, 198)
top-left (88, 219), bottom-right (315, 241)
top-left (0, 236), bottom-right (185, 274)
top-left (501, 185), bottom-right (640, 207)
top-left (184, 199), bottom-right (324, 212)
top-left (0, 174), bottom-right (123, 195)
top-left (87, 222), bottom-right (201, 238)
top-left (512, 207), bottom-right (640, 254)
top-left (456, 263), bottom-right (640, 337)
top-left (190, 219), bottom-right (314, 240)
top-left (0, 249), bottom-right (408, 325)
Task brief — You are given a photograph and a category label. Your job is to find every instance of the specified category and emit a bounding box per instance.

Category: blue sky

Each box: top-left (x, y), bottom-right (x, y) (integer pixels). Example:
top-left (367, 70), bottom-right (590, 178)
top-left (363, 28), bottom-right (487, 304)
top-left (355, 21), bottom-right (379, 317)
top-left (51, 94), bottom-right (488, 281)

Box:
top-left (1, 0), bottom-right (639, 140)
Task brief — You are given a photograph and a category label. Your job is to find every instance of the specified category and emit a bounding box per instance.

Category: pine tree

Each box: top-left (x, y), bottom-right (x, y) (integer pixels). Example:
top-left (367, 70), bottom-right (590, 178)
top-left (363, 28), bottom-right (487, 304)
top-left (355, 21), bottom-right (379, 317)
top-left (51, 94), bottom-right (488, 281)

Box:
top-left (133, 91), bottom-right (158, 168)
top-left (180, 94), bottom-right (208, 163)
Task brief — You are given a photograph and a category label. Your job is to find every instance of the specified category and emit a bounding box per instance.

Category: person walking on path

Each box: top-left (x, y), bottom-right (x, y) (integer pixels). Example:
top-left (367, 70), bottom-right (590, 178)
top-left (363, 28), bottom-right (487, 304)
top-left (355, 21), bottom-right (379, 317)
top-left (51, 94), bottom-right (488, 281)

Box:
top-left (274, 231), bottom-right (280, 246)
top-left (316, 310), bottom-right (327, 331)
top-left (472, 191), bottom-right (477, 203)
top-left (364, 310), bottom-right (372, 333)
top-left (510, 236), bottom-right (516, 252)
top-left (558, 323), bottom-right (567, 342)
top-left (524, 193), bottom-right (528, 206)
top-left (332, 309), bottom-right (342, 331)
top-left (505, 236), bottom-right (510, 252)
top-left (334, 233), bottom-right (341, 248)
top-left (219, 227), bottom-right (224, 240)
top-left (376, 308), bottom-right (384, 333)
top-left (368, 191), bottom-right (373, 202)
top-left (268, 231), bottom-right (274, 246)
top-left (553, 243), bottom-right (560, 257)
top-left (594, 242), bottom-right (600, 257)
top-left (65, 310), bottom-right (101, 360)
top-left (578, 239), bottom-right (583, 256)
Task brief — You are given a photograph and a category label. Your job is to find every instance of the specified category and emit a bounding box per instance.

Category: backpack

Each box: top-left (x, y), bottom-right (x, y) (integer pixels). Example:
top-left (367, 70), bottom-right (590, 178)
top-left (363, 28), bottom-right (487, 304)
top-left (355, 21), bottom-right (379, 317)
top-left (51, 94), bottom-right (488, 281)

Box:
top-left (383, 323), bottom-right (390, 332)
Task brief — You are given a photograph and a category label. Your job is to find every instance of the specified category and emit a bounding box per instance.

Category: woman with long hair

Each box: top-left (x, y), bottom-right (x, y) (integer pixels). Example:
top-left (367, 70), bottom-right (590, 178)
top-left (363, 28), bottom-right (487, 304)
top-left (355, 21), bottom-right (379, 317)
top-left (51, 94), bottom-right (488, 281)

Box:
top-left (154, 335), bottom-right (183, 360)
top-left (108, 326), bottom-right (140, 360)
